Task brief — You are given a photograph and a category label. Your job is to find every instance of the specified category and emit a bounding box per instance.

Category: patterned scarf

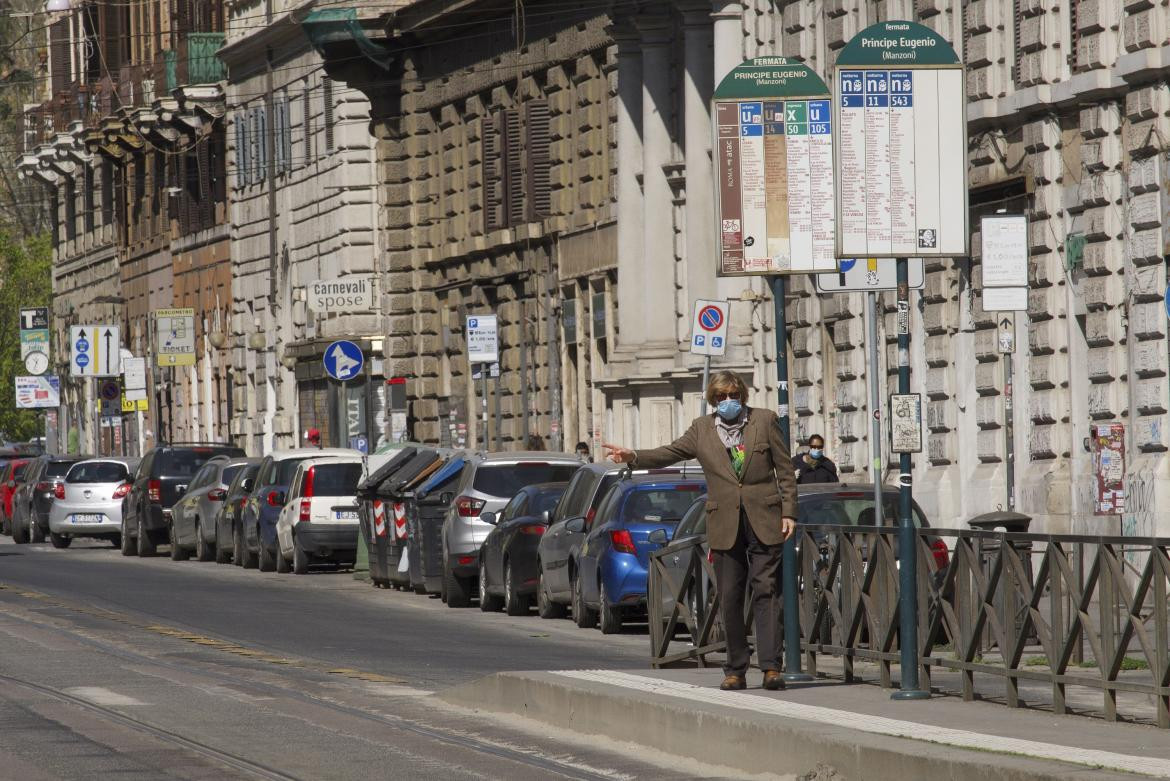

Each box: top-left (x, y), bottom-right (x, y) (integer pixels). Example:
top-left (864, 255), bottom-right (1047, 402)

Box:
top-left (715, 409), bottom-right (749, 477)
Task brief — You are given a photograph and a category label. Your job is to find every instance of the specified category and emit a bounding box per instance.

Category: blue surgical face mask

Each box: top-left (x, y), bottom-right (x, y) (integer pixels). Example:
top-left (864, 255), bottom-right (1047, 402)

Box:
top-left (716, 399), bottom-right (742, 421)
top-left (809, 448), bottom-right (823, 460)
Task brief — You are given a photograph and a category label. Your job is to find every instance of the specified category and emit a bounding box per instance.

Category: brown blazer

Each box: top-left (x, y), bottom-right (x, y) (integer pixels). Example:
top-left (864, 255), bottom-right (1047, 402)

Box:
top-left (632, 407), bottom-right (798, 551)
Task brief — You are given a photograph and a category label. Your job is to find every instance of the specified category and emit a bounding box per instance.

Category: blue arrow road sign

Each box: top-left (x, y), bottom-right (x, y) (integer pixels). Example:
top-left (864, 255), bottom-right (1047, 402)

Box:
top-left (324, 340), bottom-right (364, 381)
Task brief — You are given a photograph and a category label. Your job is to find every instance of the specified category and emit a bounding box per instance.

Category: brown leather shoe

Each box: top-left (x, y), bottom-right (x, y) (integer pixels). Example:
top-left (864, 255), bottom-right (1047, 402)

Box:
top-left (719, 675), bottom-right (746, 691)
top-left (763, 671), bottom-right (786, 691)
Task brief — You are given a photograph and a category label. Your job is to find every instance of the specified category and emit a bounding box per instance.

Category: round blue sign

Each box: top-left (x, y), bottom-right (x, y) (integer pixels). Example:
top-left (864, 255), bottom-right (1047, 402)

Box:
top-left (839, 259), bottom-right (857, 272)
top-left (324, 340), bottom-right (364, 381)
top-left (698, 305), bottom-right (724, 332)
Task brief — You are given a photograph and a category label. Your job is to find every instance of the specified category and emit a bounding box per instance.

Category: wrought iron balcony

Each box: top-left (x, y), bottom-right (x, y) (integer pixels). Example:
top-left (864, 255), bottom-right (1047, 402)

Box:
top-left (155, 33), bottom-right (227, 96)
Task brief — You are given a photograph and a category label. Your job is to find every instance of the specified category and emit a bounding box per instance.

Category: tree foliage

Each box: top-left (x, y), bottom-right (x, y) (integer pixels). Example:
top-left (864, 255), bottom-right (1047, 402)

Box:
top-left (0, 230), bottom-right (51, 441)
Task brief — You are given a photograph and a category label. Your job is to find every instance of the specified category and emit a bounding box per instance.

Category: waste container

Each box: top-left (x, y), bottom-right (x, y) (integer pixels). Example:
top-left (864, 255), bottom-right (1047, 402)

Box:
top-left (356, 448), bottom-right (419, 588)
top-left (412, 454), bottom-right (465, 595)
top-left (968, 510), bottom-right (1035, 649)
top-left (381, 449), bottom-right (446, 589)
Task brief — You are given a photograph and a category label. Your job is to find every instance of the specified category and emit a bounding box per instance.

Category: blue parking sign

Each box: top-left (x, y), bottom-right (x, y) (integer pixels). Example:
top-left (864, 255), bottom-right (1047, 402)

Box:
top-left (694, 335), bottom-right (706, 347)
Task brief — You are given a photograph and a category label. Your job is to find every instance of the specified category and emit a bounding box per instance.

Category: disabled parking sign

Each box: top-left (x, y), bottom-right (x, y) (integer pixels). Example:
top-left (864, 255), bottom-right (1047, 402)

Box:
top-left (690, 300), bottom-right (729, 357)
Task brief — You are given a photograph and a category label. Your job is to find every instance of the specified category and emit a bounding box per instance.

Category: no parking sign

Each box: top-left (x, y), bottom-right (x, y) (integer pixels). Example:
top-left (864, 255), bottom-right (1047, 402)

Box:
top-left (690, 299), bottom-right (730, 357)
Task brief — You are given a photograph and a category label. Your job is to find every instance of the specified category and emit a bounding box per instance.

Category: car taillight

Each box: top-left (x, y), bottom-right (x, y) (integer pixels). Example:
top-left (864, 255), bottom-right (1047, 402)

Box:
top-left (519, 524), bottom-right (545, 536)
top-left (148, 479), bottom-right (161, 503)
top-left (455, 496), bottom-right (485, 517)
top-left (267, 490), bottom-right (283, 507)
top-left (112, 483), bottom-right (131, 499)
top-left (53, 483), bottom-right (65, 500)
top-left (610, 529), bottom-right (636, 554)
top-left (931, 539), bottom-right (950, 569)
top-left (207, 488), bottom-right (226, 501)
top-left (35, 481), bottom-right (50, 493)
top-left (299, 499), bottom-right (311, 523)
top-left (303, 467), bottom-right (315, 498)
top-left (707, 549), bottom-right (714, 564)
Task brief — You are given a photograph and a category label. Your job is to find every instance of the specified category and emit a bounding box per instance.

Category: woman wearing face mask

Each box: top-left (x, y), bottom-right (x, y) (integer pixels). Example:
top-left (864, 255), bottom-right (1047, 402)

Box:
top-left (796, 433), bottom-right (838, 484)
top-left (602, 371), bottom-right (797, 692)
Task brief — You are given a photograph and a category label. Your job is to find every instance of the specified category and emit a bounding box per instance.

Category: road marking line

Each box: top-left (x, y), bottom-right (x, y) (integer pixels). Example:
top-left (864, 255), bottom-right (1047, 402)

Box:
top-left (553, 670), bottom-right (1170, 778)
top-left (63, 687), bottom-right (144, 707)
top-left (363, 683), bottom-right (434, 697)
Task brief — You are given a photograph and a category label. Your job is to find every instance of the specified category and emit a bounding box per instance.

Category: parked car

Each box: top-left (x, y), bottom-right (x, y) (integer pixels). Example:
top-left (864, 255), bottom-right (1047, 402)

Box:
top-left (537, 461), bottom-right (701, 620)
top-left (217, 459), bottom-right (261, 565)
top-left (275, 456), bottom-right (365, 574)
top-left (121, 444), bottom-right (247, 557)
top-left (0, 457), bottom-right (33, 535)
top-left (440, 451), bottom-right (583, 607)
top-left (169, 456), bottom-right (255, 562)
top-left (238, 448), bottom-right (359, 571)
top-left (47, 458), bottom-right (140, 548)
top-left (574, 474), bottom-right (707, 634)
top-left (653, 493), bottom-right (715, 633)
top-left (11, 454), bottom-right (91, 544)
top-left (478, 481), bottom-right (569, 615)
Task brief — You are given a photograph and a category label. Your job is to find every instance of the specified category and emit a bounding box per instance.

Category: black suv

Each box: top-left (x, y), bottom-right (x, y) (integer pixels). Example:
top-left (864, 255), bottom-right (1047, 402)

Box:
top-left (121, 443), bottom-right (246, 557)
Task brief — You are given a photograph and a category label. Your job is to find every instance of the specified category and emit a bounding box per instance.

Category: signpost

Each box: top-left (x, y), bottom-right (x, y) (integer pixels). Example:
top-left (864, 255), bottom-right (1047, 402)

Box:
top-left (836, 20), bottom-right (966, 702)
top-left (307, 275), bottom-right (375, 313)
top-left (466, 315), bottom-right (499, 450)
top-left (14, 375), bottom-right (59, 409)
top-left (815, 257), bottom-right (925, 292)
top-left (155, 308), bottom-right (196, 367)
top-left (324, 340), bottom-right (365, 448)
top-left (19, 307), bottom-right (50, 372)
top-left (689, 300), bottom-right (730, 415)
top-left (71, 324), bottom-right (121, 456)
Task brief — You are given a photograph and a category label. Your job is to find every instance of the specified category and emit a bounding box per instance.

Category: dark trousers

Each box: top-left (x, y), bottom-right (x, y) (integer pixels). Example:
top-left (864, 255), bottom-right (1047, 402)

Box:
top-left (713, 510), bottom-right (783, 677)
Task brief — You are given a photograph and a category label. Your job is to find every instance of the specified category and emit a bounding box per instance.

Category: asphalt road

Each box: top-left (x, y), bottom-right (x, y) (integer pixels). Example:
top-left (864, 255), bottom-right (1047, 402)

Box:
top-left (0, 536), bottom-right (727, 781)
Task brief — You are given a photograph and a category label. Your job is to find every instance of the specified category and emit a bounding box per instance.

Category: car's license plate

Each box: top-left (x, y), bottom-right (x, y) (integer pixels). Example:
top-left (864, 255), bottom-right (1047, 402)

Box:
top-left (334, 511), bottom-right (358, 520)
top-left (71, 514), bottom-right (103, 524)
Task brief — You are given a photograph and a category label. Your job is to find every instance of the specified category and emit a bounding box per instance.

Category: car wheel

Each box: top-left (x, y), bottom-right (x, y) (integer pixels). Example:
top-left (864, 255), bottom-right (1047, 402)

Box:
top-left (11, 512), bottom-right (27, 544)
top-left (479, 559), bottom-right (503, 612)
top-left (240, 526), bottom-right (258, 569)
top-left (169, 521), bottom-right (190, 561)
top-left (258, 532), bottom-right (276, 572)
top-left (572, 571), bottom-right (597, 629)
top-left (233, 524), bottom-right (245, 567)
top-left (49, 532), bottom-right (71, 549)
top-left (293, 533), bottom-right (311, 575)
top-left (137, 516), bottom-right (156, 557)
top-left (537, 567), bottom-right (566, 619)
top-left (504, 561), bottom-right (530, 616)
top-left (439, 567), bottom-right (448, 602)
top-left (276, 541), bottom-right (291, 573)
top-left (444, 559), bottom-right (471, 608)
top-left (599, 581), bottom-right (623, 635)
top-left (30, 519), bottom-right (44, 544)
top-left (215, 525), bottom-right (232, 564)
top-left (120, 517), bottom-right (136, 557)
top-left (195, 520), bottom-right (215, 562)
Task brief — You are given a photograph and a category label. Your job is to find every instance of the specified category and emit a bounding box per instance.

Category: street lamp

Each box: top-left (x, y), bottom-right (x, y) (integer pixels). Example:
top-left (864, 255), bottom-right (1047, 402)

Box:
top-left (44, 0), bottom-right (71, 11)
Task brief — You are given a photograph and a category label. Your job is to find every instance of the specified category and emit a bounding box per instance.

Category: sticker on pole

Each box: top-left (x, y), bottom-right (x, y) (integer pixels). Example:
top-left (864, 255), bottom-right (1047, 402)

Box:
top-left (712, 57), bottom-right (836, 276)
top-left (890, 393), bottom-right (923, 454)
top-left (690, 299), bottom-right (730, 356)
top-left (324, 340), bottom-right (364, 381)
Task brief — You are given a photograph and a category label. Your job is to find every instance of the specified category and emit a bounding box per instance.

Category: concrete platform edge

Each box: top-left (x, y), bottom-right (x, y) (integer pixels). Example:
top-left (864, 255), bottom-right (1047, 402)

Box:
top-left (438, 671), bottom-right (1145, 781)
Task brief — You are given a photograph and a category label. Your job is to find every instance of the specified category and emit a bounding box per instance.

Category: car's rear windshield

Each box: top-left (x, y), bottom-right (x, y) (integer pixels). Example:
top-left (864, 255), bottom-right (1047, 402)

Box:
top-left (799, 492), bottom-right (928, 528)
top-left (221, 465), bottom-right (245, 487)
top-left (67, 461), bottom-right (129, 484)
top-left (47, 461), bottom-right (78, 478)
top-left (529, 486), bottom-right (567, 516)
top-left (620, 485), bottom-right (705, 524)
top-left (472, 463), bottom-right (580, 498)
top-left (309, 463), bottom-right (363, 497)
top-left (277, 457), bottom-right (312, 485)
top-left (162, 448), bottom-right (243, 478)
top-left (12, 462), bottom-right (29, 479)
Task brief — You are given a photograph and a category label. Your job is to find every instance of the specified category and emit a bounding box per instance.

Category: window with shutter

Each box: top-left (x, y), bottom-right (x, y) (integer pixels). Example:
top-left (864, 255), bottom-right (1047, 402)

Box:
top-left (235, 117), bottom-right (245, 188)
top-left (483, 113), bottom-right (504, 232)
top-left (323, 77), bottom-right (335, 152)
top-left (1069, 0), bottom-right (1081, 73)
top-left (1012, 0), bottom-right (1022, 84)
top-left (83, 165), bottom-right (95, 233)
top-left (49, 19), bottom-right (69, 94)
top-left (525, 100), bottom-right (551, 221)
top-left (197, 141), bottom-right (212, 230)
top-left (503, 109), bottom-right (524, 226)
top-left (258, 106), bottom-right (269, 178)
top-left (101, 2), bottom-right (126, 76)
top-left (273, 97), bottom-right (285, 173)
top-left (153, 151), bottom-right (164, 229)
top-left (280, 96), bottom-right (292, 173)
top-left (211, 132), bottom-right (226, 213)
top-left (65, 179), bottom-right (76, 242)
top-left (303, 86), bottom-right (312, 162)
top-left (101, 161), bottom-right (114, 226)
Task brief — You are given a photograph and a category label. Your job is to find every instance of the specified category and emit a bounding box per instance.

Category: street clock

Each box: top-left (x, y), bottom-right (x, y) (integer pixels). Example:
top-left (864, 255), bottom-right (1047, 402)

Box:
top-left (24, 350), bottom-right (48, 376)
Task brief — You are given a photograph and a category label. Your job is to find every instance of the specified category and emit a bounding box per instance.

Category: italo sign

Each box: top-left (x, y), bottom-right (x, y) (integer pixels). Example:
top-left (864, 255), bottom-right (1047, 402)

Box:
top-left (307, 275), bottom-right (375, 312)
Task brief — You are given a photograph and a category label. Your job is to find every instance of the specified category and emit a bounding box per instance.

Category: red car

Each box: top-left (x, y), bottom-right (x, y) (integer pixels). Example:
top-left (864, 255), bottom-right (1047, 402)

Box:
top-left (0, 458), bottom-right (32, 535)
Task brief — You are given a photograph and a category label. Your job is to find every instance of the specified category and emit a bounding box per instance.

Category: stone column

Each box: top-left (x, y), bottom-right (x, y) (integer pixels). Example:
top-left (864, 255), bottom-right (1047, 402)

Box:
top-left (611, 25), bottom-right (645, 348)
top-left (638, 14), bottom-right (678, 348)
top-left (681, 6), bottom-right (716, 305)
top-left (711, 0), bottom-right (743, 86)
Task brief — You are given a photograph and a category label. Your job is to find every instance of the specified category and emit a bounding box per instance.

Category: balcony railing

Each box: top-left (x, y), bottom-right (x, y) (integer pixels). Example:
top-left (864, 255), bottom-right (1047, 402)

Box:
top-left (155, 33), bottom-right (227, 95)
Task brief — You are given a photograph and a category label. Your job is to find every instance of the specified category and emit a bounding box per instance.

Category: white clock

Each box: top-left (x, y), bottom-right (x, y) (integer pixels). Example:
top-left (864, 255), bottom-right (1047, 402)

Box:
top-left (24, 351), bottom-right (48, 375)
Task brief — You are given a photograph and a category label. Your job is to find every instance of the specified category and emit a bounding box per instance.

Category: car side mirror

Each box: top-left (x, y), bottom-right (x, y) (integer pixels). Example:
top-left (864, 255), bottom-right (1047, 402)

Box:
top-left (542, 509), bottom-right (550, 523)
top-left (242, 478), bottom-right (254, 492)
top-left (480, 511), bottom-right (497, 525)
top-left (648, 528), bottom-right (669, 545)
top-left (565, 516), bottom-right (585, 533)
top-left (440, 492), bottom-right (453, 505)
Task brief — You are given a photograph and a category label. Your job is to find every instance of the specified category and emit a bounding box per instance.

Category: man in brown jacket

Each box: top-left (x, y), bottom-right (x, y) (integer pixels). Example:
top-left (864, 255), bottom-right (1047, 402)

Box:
top-left (603, 371), bottom-right (798, 691)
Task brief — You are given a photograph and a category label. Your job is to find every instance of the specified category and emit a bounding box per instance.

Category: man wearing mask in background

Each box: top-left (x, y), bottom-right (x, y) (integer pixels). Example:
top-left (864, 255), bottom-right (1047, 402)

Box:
top-left (796, 434), bottom-right (838, 484)
top-left (574, 442), bottom-right (592, 462)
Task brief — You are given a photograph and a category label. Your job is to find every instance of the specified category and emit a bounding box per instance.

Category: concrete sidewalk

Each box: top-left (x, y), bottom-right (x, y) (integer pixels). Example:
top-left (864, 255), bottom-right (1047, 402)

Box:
top-left (441, 666), bottom-right (1170, 780)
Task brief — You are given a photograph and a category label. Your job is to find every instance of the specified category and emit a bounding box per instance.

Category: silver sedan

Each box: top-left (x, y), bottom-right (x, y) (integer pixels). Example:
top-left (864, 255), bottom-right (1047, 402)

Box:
top-left (47, 458), bottom-right (139, 549)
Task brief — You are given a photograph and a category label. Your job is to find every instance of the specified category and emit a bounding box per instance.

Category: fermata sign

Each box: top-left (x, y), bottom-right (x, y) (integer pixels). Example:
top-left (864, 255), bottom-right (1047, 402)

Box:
top-left (834, 21), bottom-right (968, 258)
top-left (713, 57), bottom-right (836, 276)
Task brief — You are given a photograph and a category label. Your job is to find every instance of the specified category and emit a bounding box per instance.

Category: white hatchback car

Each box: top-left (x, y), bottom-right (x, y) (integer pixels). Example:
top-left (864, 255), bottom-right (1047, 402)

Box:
top-left (275, 456), bottom-right (365, 574)
top-left (48, 458), bottom-right (140, 549)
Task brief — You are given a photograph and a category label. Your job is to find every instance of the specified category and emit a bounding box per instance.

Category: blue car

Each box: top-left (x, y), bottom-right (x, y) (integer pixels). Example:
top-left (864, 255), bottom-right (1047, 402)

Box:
top-left (573, 474), bottom-right (706, 634)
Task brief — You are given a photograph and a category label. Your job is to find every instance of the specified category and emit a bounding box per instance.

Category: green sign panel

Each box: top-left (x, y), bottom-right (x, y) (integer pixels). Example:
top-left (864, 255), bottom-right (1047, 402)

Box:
top-left (713, 56), bottom-right (830, 100)
top-left (836, 21), bottom-right (961, 67)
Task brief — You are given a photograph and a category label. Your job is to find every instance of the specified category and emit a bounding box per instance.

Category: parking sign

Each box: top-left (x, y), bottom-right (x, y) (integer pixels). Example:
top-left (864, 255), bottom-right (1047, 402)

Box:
top-left (690, 300), bottom-right (729, 357)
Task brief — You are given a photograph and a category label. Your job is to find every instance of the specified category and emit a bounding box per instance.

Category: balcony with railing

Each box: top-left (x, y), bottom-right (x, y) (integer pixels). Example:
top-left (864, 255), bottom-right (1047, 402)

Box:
top-left (153, 33), bottom-right (227, 96)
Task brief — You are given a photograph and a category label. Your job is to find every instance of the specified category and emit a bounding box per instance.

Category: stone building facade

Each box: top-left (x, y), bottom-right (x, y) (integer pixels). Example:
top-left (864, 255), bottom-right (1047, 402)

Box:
top-left (221, 0), bottom-right (390, 453)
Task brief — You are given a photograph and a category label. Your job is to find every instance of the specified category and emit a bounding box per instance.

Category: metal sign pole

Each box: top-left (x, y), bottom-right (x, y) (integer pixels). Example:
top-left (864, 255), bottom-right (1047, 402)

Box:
top-left (867, 291), bottom-right (883, 526)
top-left (893, 257), bottom-right (928, 700)
top-left (1003, 316), bottom-right (1016, 510)
top-left (700, 355), bottom-right (711, 416)
top-left (92, 377), bottom-right (100, 456)
top-left (340, 379), bottom-right (348, 448)
top-left (480, 365), bottom-right (489, 451)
